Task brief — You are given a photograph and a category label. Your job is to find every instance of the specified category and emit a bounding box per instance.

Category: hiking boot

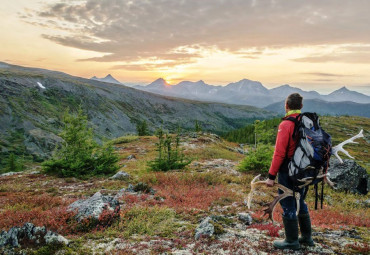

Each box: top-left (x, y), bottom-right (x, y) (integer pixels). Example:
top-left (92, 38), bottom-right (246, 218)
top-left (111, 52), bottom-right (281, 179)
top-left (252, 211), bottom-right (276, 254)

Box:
top-left (298, 213), bottom-right (314, 246)
top-left (273, 217), bottom-right (300, 250)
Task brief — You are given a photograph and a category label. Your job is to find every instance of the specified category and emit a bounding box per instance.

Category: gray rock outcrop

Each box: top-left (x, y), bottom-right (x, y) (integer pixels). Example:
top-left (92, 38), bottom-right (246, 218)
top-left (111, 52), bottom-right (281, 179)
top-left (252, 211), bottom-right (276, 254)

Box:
top-left (0, 223), bottom-right (69, 248)
top-left (0, 172), bottom-right (19, 177)
top-left (238, 213), bottom-right (253, 225)
top-left (195, 217), bottom-right (215, 240)
top-left (68, 191), bottom-right (120, 221)
top-left (328, 158), bottom-right (369, 195)
top-left (110, 171), bottom-right (130, 180)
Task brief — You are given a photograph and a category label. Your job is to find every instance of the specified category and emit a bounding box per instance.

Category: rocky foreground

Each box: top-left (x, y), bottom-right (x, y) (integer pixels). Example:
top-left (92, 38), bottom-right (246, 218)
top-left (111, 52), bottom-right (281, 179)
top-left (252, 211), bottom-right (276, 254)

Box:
top-left (0, 133), bottom-right (369, 254)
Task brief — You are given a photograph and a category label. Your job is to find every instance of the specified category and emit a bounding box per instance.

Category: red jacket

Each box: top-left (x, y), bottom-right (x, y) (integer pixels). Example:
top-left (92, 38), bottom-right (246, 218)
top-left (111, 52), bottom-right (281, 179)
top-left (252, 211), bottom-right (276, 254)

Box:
top-left (268, 113), bottom-right (299, 179)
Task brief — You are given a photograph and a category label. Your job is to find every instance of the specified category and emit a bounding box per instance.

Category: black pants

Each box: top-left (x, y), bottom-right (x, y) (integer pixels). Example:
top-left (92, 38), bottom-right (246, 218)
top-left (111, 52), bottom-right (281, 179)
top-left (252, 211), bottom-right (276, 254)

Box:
top-left (278, 170), bottom-right (309, 219)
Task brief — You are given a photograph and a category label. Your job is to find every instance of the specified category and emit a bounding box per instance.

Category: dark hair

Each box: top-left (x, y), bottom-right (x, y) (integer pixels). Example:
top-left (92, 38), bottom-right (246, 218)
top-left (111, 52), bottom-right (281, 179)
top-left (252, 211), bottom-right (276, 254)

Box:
top-left (286, 93), bottom-right (303, 110)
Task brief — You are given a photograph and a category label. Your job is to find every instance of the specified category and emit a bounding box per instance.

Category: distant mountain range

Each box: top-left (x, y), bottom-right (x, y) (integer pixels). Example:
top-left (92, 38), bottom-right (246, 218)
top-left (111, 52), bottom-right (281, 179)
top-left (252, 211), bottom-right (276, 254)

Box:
top-left (264, 99), bottom-right (370, 118)
top-left (131, 78), bottom-right (370, 107)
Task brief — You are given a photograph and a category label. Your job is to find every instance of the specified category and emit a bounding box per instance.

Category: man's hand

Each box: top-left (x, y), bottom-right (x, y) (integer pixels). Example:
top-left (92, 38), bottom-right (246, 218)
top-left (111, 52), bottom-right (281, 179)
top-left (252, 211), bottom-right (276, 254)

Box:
top-left (266, 179), bottom-right (275, 187)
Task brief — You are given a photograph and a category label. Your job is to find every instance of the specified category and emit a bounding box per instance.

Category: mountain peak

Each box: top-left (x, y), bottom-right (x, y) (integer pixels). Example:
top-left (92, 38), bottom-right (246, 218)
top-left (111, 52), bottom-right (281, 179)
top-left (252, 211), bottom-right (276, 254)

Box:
top-left (147, 78), bottom-right (170, 88)
top-left (338, 86), bottom-right (349, 91)
top-left (90, 74), bottom-right (122, 85)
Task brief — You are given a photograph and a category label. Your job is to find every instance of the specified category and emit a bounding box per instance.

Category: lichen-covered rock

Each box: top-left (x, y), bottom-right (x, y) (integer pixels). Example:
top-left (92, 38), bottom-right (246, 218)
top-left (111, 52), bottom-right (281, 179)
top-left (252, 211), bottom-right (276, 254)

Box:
top-left (110, 171), bottom-right (130, 180)
top-left (328, 158), bottom-right (369, 195)
top-left (238, 213), bottom-right (253, 225)
top-left (0, 223), bottom-right (68, 248)
top-left (68, 191), bottom-right (120, 221)
top-left (0, 172), bottom-right (19, 177)
top-left (195, 217), bottom-right (214, 240)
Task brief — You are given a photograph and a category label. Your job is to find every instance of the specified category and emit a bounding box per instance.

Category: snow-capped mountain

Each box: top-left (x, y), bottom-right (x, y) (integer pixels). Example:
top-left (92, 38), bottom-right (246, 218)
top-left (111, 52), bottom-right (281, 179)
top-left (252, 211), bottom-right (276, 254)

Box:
top-left (91, 74), bottom-right (122, 85)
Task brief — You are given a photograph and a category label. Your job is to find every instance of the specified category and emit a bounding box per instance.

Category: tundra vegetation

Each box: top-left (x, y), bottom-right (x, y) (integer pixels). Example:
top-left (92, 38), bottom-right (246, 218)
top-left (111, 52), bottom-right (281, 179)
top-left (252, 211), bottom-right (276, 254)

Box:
top-left (0, 116), bottom-right (369, 254)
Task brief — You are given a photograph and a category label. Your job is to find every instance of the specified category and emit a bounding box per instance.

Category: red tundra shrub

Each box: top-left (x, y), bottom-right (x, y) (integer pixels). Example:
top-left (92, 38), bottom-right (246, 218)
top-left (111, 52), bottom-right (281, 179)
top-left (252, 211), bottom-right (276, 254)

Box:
top-left (152, 173), bottom-right (235, 213)
top-left (0, 192), bottom-right (79, 235)
top-left (310, 208), bottom-right (370, 228)
top-left (247, 223), bottom-right (282, 237)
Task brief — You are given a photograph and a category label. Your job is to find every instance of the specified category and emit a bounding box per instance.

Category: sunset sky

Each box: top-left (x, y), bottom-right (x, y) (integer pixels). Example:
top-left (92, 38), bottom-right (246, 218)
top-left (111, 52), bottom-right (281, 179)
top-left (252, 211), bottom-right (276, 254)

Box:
top-left (1, 0), bottom-right (370, 94)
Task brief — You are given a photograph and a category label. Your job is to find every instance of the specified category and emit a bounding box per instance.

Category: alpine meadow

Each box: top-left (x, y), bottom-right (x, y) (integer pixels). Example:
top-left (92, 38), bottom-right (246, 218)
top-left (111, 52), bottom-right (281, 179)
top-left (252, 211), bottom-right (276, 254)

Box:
top-left (0, 1), bottom-right (369, 254)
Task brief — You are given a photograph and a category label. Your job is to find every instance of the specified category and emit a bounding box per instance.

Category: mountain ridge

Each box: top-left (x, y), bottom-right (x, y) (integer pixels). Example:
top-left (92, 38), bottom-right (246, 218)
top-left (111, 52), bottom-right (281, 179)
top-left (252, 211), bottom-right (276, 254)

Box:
top-left (134, 78), bottom-right (370, 107)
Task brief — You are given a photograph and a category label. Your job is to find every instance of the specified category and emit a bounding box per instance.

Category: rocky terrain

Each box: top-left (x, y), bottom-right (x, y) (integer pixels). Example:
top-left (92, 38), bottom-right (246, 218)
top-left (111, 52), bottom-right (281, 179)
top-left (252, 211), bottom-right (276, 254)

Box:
top-left (0, 117), bottom-right (369, 254)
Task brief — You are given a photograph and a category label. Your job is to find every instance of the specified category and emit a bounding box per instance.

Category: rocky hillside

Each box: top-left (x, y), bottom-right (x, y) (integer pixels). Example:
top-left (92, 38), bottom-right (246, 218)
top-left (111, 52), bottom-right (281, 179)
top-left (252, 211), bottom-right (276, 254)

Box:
top-left (0, 128), bottom-right (369, 254)
top-left (0, 62), bottom-right (274, 162)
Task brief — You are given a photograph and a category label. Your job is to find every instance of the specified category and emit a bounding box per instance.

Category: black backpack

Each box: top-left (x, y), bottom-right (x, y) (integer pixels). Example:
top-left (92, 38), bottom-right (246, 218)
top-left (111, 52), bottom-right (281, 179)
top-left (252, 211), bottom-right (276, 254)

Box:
top-left (286, 112), bottom-right (332, 209)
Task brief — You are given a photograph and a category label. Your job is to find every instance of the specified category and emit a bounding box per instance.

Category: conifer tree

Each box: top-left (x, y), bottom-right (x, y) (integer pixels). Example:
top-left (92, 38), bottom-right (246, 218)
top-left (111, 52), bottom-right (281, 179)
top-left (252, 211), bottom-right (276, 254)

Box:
top-left (43, 108), bottom-right (119, 177)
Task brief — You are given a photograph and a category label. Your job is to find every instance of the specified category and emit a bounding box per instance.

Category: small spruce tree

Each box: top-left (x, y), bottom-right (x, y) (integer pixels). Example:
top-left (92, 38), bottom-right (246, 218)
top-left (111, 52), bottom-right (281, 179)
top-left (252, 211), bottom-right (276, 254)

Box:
top-left (148, 128), bottom-right (191, 171)
top-left (3, 153), bottom-right (23, 173)
top-left (137, 120), bottom-right (149, 136)
top-left (42, 108), bottom-right (119, 178)
top-left (195, 120), bottom-right (202, 133)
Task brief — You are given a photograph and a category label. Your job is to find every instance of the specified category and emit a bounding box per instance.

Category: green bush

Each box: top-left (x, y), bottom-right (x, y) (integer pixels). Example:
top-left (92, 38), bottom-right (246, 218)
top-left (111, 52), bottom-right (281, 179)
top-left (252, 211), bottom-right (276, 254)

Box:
top-left (148, 128), bottom-right (191, 171)
top-left (238, 144), bottom-right (274, 173)
top-left (42, 109), bottom-right (119, 178)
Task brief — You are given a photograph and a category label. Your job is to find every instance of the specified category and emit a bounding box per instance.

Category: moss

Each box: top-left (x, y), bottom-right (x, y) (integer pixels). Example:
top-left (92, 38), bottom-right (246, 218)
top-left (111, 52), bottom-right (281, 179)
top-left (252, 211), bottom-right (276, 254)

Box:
top-left (210, 220), bottom-right (226, 235)
top-left (117, 206), bottom-right (180, 238)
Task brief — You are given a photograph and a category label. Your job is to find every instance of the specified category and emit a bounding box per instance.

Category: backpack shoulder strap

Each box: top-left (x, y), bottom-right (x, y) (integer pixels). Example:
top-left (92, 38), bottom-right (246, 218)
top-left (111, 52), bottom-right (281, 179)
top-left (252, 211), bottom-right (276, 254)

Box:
top-left (284, 114), bottom-right (301, 139)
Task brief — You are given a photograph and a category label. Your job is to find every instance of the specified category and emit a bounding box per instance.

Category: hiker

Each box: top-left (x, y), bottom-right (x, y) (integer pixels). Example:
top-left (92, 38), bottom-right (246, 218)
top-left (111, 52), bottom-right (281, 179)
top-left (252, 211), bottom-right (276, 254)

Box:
top-left (265, 93), bottom-right (314, 250)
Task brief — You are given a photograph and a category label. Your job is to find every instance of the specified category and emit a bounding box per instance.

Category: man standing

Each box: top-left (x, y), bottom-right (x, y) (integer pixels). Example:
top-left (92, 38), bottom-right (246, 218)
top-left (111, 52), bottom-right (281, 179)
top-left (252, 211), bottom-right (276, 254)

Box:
top-left (266, 93), bottom-right (314, 250)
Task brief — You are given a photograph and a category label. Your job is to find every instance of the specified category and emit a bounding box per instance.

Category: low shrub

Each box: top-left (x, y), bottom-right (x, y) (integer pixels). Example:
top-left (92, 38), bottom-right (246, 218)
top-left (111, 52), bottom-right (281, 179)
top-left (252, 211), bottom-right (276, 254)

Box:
top-left (238, 144), bottom-right (274, 174)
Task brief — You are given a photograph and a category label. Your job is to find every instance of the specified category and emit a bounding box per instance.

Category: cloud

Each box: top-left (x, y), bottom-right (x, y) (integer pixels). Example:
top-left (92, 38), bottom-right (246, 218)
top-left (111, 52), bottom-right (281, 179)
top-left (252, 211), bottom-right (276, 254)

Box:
top-left (293, 44), bottom-right (370, 63)
top-left (22, 0), bottom-right (370, 67)
top-left (303, 72), bottom-right (353, 77)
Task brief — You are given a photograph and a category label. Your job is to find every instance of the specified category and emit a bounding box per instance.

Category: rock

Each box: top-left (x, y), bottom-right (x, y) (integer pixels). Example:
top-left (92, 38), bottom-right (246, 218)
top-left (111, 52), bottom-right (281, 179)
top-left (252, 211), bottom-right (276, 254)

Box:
top-left (238, 213), bottom-right (252, 225)
top-left (68, 191), bottom-right (120, 221)
top-left (29, 170), bottom-right (40, 175)
top-left (0, 222), bottom-right (69, 248)
top-left (126, 154), bottom-right (136, 160)
top-left (110, 171), bottom-right (130, 180)
top-left (0, 172), bottom-right (19, 177)
top-left (44, 231), bottom-right (69, 245)
top-left (328, 158), bottom-right (369, 195)
top-left (127, 183), bottom-right (156, 194)
top-left (195, 217), bottom-right (214, 240)
top-left (125, 184), bottom-right (135, 193)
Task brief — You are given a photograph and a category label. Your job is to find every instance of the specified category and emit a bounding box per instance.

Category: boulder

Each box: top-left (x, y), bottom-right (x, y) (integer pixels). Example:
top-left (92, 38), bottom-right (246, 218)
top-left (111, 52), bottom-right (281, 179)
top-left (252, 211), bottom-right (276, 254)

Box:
top-left (328, 158), bottom-right (369, 195)
top-left (0, 222), bottom-right (69, 248)
top-left (238, 213), bottom-right (253, 225)
top-left (195, 217), bottom-right (214, 240)
top-left (126, 154), bottom-right (136, 160)
top-left (68, 192), bottom-right (120, 221)
top-left (110, 171), bottom-right (130, 180)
